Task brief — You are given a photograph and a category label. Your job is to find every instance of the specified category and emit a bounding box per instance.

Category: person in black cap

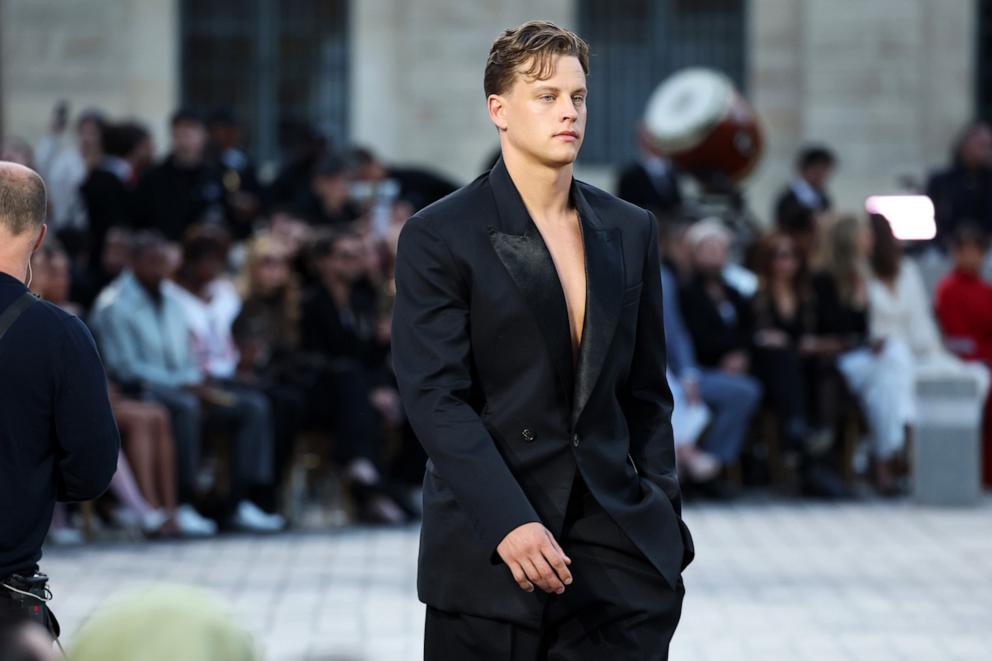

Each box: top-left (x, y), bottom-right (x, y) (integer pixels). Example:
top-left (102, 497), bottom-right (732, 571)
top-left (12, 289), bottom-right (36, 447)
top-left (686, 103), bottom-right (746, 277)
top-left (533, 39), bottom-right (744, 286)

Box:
top-left (0, 162), bottom-right (119, 644)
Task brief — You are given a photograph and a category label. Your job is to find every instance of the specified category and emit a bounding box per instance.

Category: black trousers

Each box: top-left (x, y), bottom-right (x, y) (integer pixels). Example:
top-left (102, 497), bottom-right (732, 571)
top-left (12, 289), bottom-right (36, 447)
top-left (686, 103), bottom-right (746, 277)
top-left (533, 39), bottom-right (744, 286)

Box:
top-left (424, 475), bottom-right (685, 660)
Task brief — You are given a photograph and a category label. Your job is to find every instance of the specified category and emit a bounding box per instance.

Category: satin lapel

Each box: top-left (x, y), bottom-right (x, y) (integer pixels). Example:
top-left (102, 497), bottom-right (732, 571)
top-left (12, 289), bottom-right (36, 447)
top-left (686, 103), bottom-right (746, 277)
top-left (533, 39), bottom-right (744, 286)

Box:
top-left (487, 159), bottom-right (576, 406)
top-left (485, 159), bottom-right (626, 422)
top-left (571, 185), bottom-right (625, 429)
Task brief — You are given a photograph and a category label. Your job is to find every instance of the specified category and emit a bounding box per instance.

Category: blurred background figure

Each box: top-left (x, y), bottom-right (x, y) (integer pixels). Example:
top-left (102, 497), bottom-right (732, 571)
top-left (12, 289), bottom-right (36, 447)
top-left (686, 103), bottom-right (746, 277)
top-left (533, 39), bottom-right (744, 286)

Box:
top-left (135, 109), bottom-right (227, 241)
top-left (616, 123), bottom-right (683, 221)
top-left (67, 585), bottom-right (259, 661)
top-left (926, 121), bottom-right (992, 247)
top-left (207, 109), bottom-right (263, 240)
top-left (934, 224), bottom-right (992, 487)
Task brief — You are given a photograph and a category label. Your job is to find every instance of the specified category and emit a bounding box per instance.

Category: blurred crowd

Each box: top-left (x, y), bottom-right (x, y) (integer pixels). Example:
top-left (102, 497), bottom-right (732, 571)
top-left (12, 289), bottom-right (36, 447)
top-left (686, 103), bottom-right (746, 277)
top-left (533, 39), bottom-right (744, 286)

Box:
top-left (618, 121), bottom-right (992, 500)
top-left (1, 106), bottom-right (991, 547)
top-left (3, 106), bottom-right (458, 541)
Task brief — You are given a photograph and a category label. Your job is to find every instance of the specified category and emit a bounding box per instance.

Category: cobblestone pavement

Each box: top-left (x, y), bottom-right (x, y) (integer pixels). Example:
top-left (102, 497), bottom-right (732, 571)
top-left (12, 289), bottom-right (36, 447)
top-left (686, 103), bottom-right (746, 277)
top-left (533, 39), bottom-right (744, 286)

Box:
top-left (42, 497), bottom-right (992, 660)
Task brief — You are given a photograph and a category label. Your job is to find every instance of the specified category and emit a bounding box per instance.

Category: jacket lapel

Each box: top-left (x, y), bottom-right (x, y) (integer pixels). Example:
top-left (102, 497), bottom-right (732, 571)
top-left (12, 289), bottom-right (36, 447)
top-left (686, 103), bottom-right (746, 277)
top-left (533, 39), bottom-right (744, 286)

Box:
top-left (486, 158), bottom-right (625, 424)
top-left (570, 185), bottom-right (624, 428)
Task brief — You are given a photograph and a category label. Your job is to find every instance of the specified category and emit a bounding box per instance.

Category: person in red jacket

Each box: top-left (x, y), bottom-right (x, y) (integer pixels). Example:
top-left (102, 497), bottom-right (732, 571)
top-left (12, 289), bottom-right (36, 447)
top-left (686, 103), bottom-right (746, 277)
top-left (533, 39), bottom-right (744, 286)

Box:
top-left (934, 223), bottom-right (992, 487)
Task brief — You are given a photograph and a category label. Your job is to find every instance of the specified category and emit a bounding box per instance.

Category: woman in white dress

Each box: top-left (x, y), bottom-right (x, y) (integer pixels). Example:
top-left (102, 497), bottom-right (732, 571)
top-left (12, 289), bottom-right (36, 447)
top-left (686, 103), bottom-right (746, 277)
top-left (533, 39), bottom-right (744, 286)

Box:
top-left (831, 214), bottom-right (988, 492)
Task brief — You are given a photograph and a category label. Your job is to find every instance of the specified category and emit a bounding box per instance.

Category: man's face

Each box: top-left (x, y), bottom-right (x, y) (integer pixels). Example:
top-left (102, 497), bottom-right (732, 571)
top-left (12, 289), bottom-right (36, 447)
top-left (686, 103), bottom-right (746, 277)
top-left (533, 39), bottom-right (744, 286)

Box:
top-left (490, 54), bottom-right (587, 168)
top-left (313, 172), bottom-right (351, 210)
top-left (172, 120), bottom-right (207, 163)
top-left (132, 246), bottom-right (169, 290)
top-left (961, 125), bottom-right (992, 169)
top-left (802, 163), bottom-right (833, 190)
top-left (320, 236), bottom-right (365, 284)
top-left (693, 236), bottom-right (729, 274)
top-left (953, 241), bottom-right (987, 273)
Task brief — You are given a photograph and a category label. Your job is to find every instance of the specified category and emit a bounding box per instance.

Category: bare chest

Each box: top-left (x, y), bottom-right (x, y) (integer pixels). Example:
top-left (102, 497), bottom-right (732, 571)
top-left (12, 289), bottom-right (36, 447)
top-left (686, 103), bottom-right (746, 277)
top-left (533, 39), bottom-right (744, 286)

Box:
top-left (534, 213), bottom-right (587, 359)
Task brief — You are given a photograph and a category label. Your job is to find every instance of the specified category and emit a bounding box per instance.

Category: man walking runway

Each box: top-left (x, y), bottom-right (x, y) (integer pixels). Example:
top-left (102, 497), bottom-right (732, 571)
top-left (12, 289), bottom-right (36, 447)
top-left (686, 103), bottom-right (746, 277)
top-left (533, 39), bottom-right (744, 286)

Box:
top-left (392, 21), bottom-right (694, 660)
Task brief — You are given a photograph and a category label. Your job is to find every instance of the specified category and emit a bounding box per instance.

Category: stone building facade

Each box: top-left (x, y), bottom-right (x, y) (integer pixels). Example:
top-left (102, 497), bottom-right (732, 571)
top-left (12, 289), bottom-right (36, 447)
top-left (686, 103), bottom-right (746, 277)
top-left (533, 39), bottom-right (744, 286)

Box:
top-left (0, 0), bottom-right (980, 221)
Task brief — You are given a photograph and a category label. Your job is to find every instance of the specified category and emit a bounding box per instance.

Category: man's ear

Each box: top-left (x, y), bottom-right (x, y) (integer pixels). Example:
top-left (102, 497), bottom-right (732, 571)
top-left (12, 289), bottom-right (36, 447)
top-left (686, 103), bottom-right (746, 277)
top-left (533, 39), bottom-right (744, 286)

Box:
top-left (32, 224), bottom-right (48, 254)
top-left (487, 94), bottom-right (508, 132)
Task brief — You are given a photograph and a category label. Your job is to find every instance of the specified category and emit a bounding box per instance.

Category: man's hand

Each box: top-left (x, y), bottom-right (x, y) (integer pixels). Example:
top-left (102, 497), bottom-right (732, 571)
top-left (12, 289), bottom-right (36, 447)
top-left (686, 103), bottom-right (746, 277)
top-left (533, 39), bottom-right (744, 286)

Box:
top-left (496, 522), bottom-right (572, 594)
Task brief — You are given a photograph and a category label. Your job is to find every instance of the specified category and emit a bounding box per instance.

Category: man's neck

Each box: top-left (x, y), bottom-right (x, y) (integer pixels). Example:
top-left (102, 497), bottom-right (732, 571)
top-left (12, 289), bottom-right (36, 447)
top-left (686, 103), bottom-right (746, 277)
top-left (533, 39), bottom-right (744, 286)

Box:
top-left (135, 278), bottom-right (164, 305)
top-left (501, 148), bottom-right (575, 224)
top-left (0, 242), bottom-right (30, 284)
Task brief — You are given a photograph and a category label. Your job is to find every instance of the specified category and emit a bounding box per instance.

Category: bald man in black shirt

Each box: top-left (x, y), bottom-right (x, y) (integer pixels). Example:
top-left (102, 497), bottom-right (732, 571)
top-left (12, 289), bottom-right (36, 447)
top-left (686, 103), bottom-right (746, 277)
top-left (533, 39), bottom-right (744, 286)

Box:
top-left (0, 162), bottom-right (119, 641)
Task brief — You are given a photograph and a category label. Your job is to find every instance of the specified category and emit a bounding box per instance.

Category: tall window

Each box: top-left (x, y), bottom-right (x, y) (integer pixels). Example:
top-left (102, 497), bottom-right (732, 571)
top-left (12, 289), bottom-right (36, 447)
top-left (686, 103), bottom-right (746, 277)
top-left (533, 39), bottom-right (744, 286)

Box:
top-left (181, 0), bottom-right (348, 166)
top-left (979, 0), bottom-right (992, 122)
top-left (578, 0), bottom-right (747, 165)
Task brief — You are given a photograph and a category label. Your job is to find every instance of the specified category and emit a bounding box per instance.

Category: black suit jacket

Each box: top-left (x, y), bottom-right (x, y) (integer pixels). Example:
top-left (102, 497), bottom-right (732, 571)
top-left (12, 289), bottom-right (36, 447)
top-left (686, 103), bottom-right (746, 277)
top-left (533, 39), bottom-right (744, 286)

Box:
top-left (391, 157), bottom-right (693, 625)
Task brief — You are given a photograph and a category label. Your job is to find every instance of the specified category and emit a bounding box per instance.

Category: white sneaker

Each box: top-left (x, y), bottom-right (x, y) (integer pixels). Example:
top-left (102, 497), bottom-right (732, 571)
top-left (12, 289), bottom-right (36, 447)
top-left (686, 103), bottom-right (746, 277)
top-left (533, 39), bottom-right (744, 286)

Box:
top-left (176, 504), bottom-right (217, 537)
top-left (231, 500), bottom-right (285, 533)
top-left (112, 507), bottom-right (170, 534)
top-left (141, 508), bottom-right (170, 534)
top-left (110, 507), bottom-right (141, 530)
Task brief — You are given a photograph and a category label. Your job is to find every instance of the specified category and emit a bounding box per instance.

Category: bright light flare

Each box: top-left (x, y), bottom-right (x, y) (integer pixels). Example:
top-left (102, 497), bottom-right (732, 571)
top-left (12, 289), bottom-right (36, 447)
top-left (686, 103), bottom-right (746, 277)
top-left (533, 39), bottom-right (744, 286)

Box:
top-left (864, 195), bottom-right (937, 241)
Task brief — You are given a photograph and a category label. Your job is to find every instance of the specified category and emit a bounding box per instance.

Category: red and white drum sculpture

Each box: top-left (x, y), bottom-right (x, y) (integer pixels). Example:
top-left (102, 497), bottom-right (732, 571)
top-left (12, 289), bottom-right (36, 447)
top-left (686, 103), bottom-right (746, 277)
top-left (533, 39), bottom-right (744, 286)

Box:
top-left (644, 68), bottom-right (764, 182)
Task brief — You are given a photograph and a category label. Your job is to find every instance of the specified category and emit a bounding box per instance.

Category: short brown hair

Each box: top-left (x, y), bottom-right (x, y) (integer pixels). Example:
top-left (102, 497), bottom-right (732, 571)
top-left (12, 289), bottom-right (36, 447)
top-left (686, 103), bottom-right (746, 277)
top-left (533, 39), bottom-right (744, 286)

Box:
top-left (0, 163), bottom-right (47, 236)
top-left (484, 20), bottom-right (590, 97)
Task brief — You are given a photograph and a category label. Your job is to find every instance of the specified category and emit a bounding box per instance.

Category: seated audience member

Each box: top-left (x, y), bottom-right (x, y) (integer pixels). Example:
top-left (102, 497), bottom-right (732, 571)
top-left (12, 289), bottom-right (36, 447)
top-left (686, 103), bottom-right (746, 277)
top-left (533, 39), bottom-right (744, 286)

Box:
top-left (751, 231), bottom-right (850, 497)
top-left (29, 244), bottom-right (81, 316)
top-left (304, 156), bottom-right (363, 227)
top-left (30, 244), bottom-right (176, 535)
top-left (679, 219), bottom-right (754, 375)
top-left (926, 121), bottom-right (992, 245)
top-left (170, 227), bottom-right (286, 528)
top-left (862, 214), bottom-right (990, 488)
top-left (206, 109), bottom-right (262, 240)
top-left (819, 215), bottom-right (915, 493)
top-left (750, 232), bottom-right (817, 451)
top-left (302, 232), bottom-right (412, 523)
top-left (267, 121), bottom-right (329, 214)
top-left (89, 232), bottom-right (281, 534)
top-left (934, 223), bottom-right (992, 487)
top-left (106, 384), bottom-right (179, 535)
top-left (133, 109), bottom-right (228, 241)
top-left (73, 226), bottom-right (131, 312)
top-left (79, 121), bottom-right (145, 269)
top-left (232, 233), bottom-right (310, 490)
top-left (662, 262), bottom-right (761, 494)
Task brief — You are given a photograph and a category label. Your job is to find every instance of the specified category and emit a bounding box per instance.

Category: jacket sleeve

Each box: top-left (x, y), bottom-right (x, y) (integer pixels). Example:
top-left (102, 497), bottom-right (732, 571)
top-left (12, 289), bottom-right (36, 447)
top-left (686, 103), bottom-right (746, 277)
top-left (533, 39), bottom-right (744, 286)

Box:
top-left (391, 215), bottom-right (540, 560)
top-left (621, 210), bottom-right (684, 516)
top-left (54, 316), bottom-right (121, 501)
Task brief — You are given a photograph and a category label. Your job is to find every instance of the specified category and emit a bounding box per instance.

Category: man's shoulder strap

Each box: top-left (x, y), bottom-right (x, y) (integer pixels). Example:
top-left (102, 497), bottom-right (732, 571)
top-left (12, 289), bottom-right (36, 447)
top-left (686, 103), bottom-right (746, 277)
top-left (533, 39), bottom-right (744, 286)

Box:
top-left (0, 292), bottom-right (39, 342)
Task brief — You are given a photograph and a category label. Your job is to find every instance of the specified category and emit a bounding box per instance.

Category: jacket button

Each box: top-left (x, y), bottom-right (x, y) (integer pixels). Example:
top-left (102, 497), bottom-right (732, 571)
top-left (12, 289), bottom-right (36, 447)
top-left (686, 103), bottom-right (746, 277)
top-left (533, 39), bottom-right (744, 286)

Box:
top-left (572, 433), bottom-right (580, 447)
top-left (521, 428), bottom-right (536, 442)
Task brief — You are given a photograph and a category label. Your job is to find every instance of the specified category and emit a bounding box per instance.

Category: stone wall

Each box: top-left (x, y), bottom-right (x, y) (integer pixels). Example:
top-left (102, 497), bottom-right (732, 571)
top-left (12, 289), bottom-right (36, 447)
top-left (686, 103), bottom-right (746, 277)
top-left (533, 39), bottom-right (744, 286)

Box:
top-left (0, 0), bottom-right (976, 210)
top-left (747, 0), bottom-right (976, 224)
top-left (350, 0), bottom-right (574, 185)
top-left (0, 0), bottom-right (178, 156)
